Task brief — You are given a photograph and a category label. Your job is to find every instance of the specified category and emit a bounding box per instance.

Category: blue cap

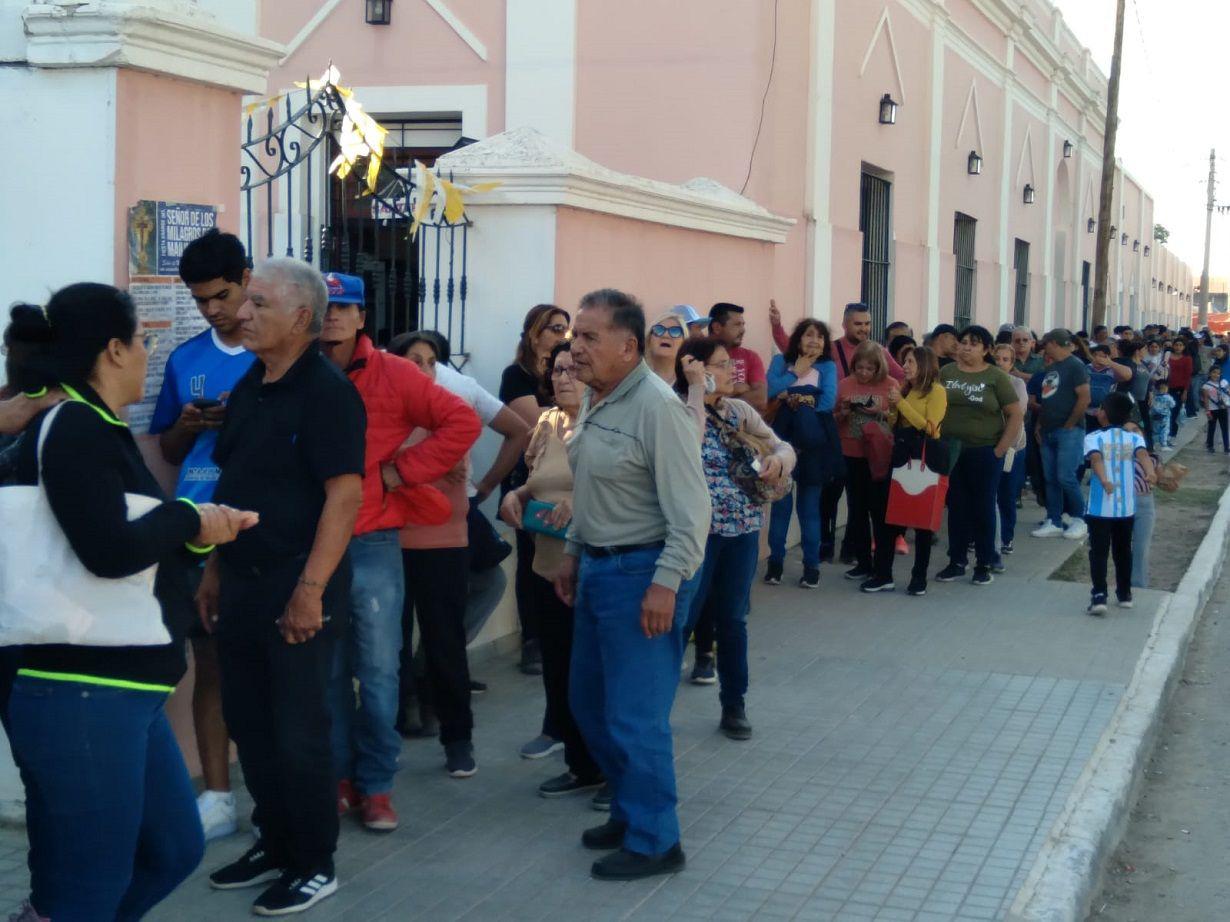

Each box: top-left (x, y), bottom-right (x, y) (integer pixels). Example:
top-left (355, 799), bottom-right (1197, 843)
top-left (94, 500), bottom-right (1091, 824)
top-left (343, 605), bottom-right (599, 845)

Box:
top-left (670, 304), bottom-right (707, 327)
top-left (323, 272), bottom-right (364, 305)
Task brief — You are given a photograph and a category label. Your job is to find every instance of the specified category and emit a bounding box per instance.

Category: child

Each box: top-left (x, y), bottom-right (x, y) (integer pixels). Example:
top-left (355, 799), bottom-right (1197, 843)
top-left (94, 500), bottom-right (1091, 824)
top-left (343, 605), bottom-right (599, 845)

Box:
top-left (1149, 382), bottom-right (1175, 449)
top-left (1084, 392), bottom-right (1154, 615)
top-left (1200, 364), bottom-right (1230, 453)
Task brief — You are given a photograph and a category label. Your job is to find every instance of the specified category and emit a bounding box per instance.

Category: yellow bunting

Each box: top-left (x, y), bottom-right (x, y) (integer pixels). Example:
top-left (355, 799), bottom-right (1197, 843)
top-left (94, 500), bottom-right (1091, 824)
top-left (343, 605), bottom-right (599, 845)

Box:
top-left (410, 161), bottom-right (437, 239)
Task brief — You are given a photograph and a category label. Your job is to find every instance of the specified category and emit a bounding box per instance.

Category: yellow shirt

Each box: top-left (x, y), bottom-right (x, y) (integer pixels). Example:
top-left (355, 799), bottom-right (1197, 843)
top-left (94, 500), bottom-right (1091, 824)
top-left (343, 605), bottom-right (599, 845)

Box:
top-left (892, 385), bottom-right (947, 438)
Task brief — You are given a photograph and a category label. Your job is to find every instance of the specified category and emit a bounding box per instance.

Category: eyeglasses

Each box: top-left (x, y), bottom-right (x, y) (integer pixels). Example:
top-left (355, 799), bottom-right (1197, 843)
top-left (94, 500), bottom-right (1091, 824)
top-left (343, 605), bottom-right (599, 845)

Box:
top-left (551, 365), bottom-right (577, 378)
top-left (649, 323), bottom-right (685, 340)
top-left (142, 333), bottom-right (159, 357)
top-left (544, 323), bottom-right (569, 335)
top-left (706, 359), bottom-right (731, 370)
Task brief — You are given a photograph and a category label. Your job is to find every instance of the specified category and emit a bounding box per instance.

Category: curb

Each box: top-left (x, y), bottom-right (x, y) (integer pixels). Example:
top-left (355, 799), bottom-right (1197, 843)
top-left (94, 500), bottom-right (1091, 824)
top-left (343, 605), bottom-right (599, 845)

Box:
top-left (1005, 447), bottom-right (1230, 922)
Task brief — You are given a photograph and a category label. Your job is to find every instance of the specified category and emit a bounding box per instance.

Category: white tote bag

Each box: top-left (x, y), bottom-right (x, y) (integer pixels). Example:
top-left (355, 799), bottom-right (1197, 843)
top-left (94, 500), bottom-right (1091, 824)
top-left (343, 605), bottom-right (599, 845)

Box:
top-left (0, 402), bottom-right (171, 646)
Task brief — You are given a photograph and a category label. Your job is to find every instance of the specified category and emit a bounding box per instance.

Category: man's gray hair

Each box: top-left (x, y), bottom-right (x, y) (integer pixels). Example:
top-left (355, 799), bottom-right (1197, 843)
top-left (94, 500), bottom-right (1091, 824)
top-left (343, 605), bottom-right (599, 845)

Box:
top-left (252, 258), bottom-right (328, 334)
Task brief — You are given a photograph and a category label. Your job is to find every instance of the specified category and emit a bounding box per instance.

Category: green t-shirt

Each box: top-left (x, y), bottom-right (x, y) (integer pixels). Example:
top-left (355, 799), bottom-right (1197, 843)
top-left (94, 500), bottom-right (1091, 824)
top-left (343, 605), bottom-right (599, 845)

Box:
top-left (939, 364), bottom-right (1019, 447)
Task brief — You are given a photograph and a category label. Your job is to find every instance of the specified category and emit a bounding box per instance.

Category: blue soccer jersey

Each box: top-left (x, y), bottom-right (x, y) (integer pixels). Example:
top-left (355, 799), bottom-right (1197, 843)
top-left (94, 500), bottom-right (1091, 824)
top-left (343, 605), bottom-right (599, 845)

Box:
top-left (1084, 427), bottom-right (1145, 519)
top-left (149, 328), bottom-right (255, 503)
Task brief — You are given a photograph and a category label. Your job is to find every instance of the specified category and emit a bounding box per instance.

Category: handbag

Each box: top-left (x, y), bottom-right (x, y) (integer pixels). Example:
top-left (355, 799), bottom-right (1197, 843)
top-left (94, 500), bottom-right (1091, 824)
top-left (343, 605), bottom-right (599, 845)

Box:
top-left (706, 405), bottom-right (792, 504)
top-left (467, 498), bottom-right (513, 571)
top-left (0, 402), bottom-right (170, 647)
top-left (886, 442), bottom-right (949, 532)
top-left (862, 422), bottom-right (894, 482)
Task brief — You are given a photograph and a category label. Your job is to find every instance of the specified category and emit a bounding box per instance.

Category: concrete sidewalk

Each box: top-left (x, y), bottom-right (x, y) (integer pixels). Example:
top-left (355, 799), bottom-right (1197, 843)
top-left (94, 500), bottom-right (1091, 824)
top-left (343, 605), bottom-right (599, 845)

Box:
top-left (0, 467), bottom-right (1182, 920)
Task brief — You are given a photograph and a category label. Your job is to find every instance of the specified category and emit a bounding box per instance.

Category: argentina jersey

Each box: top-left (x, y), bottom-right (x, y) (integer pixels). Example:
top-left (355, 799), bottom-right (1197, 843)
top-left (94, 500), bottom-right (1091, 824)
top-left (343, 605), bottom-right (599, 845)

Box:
top-left (149, 328), bottom-right (255, 503)
top-left (1083, 427), bottom-right (1144, 519)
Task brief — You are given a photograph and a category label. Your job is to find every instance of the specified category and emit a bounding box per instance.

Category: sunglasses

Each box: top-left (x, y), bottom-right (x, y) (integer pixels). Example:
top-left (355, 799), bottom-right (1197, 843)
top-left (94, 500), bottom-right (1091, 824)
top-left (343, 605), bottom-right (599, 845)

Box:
top-left (544, 323), bottom-right (569, 335)
top-left (650, 323), bottom-right (685, 340)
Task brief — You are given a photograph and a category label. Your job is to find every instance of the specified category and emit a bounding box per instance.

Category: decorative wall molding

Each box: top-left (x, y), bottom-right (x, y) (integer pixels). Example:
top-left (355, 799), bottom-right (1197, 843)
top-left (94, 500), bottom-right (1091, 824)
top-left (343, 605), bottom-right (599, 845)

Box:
top-left (438, 127), bottom-right (795, 244)
top-left (860, 6), bottom-right (906, 105)
top-left (424, 0), bottom-right (487, 61)
top-left (279, 0), bottom-right (344, 64)
top-left (954, 77), bottom-right (985, 153)
top-left (1016, 123), bottom-right (1036, 187)
top-left (23, 1), bottom-right (283, 93)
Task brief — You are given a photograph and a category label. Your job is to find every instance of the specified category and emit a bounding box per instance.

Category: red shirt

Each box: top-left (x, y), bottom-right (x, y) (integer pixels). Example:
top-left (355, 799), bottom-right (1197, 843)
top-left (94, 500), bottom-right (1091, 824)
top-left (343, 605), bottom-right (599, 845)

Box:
top-left (344, 335), bottom-right (481, 535)
top-left (728, 346), bottom-right (766, 388)
top-left (1166, 354), bottom-right (1193, 389)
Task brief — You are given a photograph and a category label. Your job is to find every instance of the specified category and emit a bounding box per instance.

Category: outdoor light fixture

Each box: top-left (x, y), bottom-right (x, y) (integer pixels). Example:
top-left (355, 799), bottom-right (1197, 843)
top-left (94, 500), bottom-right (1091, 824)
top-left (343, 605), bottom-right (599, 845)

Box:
top-left (1110, 224), bottom-right (1117, 236)
top-left (879, 94), bottom-right (898, 125)
top-left (1087, 217), bottom-right (1096, 234)
top-left (1023, 183), bottom-right (1035, 204)
top-left (365, 0), bottom-right (392, 25)
top-left (1063, 140), bottom-right (1073, 158)
top-left (1144, 245), bottom-right (1151, 257)
top-left (967, 150), bottom-right (982, 175)
top-left (1121, 233), bottom-right (1129, 245)
top-left (1133, 239), bottom-right (1140, 252)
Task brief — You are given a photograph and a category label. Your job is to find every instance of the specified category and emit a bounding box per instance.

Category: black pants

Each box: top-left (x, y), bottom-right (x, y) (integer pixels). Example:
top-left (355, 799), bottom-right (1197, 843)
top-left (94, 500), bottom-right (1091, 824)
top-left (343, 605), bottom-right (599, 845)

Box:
top-left (691, 606), bottom-right (715, 657)
top-left (532, 571), bottom-right (601, 781)
top-left (820, 475), bottom-right (846, 558)
top-left (844, 457), bottom-right (883, 570)
top-left (512, 529), bottom-right (541, 646)
top-left (401, 548), bottom-right (473, 745)
top-left (1170, 387), bottom-right (1187, 438)
top-left (1207, 409), bottom-right (1229, 450)
top-left (875, 526), bottom-right (933, 583)
top-left (217, 558), bottom-right (346, 874)
top-left (1087, 516), bottom-right (1134, 599)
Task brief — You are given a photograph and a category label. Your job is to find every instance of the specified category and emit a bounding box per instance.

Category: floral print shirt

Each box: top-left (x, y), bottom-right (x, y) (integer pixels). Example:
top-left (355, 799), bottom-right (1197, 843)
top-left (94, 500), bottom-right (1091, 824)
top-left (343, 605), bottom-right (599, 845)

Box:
top-left (701, 407), bottom-right (763, 537)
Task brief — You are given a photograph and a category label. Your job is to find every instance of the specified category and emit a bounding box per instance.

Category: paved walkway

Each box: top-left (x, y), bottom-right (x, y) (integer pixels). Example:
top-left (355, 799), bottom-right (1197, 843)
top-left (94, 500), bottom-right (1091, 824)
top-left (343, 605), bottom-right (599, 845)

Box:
top-left (0, 433), bottom-right (1196, 920)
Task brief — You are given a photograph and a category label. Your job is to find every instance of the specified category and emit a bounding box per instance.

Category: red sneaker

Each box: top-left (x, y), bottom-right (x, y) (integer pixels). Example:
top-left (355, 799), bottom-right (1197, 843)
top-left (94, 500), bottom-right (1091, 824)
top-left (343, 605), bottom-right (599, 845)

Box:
top-left (894, 535), bottom-right (909, 555)
top-left (362, 793), bottom-right (399, 832)
top-left (337, 779), bottom-right (361, 817)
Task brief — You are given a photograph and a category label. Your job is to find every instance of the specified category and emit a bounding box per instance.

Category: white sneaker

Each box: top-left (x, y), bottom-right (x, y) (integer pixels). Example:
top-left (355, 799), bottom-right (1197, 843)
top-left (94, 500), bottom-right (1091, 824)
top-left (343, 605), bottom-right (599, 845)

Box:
top-left (1063, 519), bottom-right (1088, 540)
top-left (1031, 522), bottom-right (1064, 538)
top-left (197, 790), bottom-right (238, 842)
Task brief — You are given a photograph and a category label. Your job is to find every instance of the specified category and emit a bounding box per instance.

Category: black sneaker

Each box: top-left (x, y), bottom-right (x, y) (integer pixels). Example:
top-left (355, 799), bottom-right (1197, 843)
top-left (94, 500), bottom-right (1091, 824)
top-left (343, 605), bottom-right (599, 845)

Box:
top-left (538, 772), bottom-right (604, 798)
top-left (859, 577), bottom-right (894, 593)
top-left (1088, 593), bottom-right (1109, 615)
top-left (798, 568), bottom-right (820, 589)
top-left (689, 654), bottom-right (716, 685)
top-left (763, 560), bottom-right (783, 585)
top-left (843, 565), bottom-right (873, 581)
top-left (592, 844), bottom-right (685, 881)
top-left (469, 680), bottom-right (487, 694)
top-left (906, 577), bottom-right (927, 596)
top-left (935, 564), bottom-right (966, 582)
top-left (581, 818), bottom-right (627, 850)
top-left (445, 741), bottom-right (477, 778)
top-left (591, 783), bottom-right (612, 812)
top-left (209, 843), bottom-right (283, 890)
top-left (519, 639), bottom-right (543, 676)
top-left (719, 706), bottom-right (752, 740)
top-left (1001, 541), bottom-right (1014, 556)
top-left (252, 869), bottom-right (337, 916)
top-left (971, 567), bottom-right (993, 586)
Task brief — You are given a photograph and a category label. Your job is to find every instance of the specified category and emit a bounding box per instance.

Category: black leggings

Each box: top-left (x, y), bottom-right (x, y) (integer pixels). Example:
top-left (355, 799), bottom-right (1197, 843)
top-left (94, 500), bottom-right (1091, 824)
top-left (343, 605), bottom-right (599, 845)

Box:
top-left (1087, 516), bottom-right (1133, 599)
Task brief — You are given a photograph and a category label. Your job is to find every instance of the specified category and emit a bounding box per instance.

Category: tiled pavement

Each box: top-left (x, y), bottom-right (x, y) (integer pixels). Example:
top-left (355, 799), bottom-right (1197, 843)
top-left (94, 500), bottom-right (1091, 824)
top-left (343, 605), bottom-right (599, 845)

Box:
top-left (0, 499), bottom-right (1168, 920)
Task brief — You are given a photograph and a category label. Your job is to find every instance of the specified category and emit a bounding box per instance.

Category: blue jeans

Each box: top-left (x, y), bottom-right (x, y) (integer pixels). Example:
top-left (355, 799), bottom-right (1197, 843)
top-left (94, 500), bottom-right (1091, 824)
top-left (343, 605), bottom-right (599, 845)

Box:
top-left (1131, 493), bottom-right (1156, 589)
top-left (946, 444), bottom-right (1003, 569)
top-left (686, 531), bottom-right (760, 709)
top-left (569, 546), bottom-right (697, 857)
top-left (997, 449), bottom-right (1029, 546)
top-left (331, 529), bottom-right (405, 794)
top-left (768, 485), bottom-right (821, 569)
top-left (1041, 427), bottom-right (1086, 526)
top-left (8, 677), bottom-right (204, 921)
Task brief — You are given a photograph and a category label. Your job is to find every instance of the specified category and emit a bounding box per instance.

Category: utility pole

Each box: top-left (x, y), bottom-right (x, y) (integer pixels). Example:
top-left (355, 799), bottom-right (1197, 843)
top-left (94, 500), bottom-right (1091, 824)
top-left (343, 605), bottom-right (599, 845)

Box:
top-left (1199, 148), bottom-right (1215, 328)
top-left (1091, 0), bottom-right (1126, 332)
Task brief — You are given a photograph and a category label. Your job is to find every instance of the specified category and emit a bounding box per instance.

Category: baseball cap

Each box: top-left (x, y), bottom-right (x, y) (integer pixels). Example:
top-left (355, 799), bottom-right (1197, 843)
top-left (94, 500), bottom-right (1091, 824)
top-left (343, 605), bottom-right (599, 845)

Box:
top-left (930, 323), bottom-right (959, 339)
top-left (670, 304), bottom-right (707, 327)
top-left (1040, 328), bottom-right (1074, 347)
top-left (323, 272), bottom-right (365, 305)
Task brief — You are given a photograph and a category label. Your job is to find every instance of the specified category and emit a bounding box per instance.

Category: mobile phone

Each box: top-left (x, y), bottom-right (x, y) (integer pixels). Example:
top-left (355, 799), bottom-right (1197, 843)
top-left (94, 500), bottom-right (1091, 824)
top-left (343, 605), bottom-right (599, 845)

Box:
top-left (191, 398), bottom-right (222, 411)
top-left (704, 373), bottom-right (717, 394)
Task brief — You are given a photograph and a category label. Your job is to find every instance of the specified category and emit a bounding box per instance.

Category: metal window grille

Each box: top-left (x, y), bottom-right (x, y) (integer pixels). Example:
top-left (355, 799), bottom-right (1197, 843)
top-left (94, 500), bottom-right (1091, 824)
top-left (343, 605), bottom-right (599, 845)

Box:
top-left (1081, 261), bottom-right (1091, 331)
top-left (1013, 239), bottom-right (1031, 326)
top-left (953, 213), bottom-right (976, 328)
top-left (859, 172), bottom-right (892, 336)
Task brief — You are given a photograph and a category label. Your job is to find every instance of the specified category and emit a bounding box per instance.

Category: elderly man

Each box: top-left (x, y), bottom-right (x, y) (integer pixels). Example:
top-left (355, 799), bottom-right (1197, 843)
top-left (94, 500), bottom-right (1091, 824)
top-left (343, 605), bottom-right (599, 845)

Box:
top-left (1009, 326), bottom-right (1044, 381)
top-left (199, 259), bottom-right (365, 915)
top-left (319, 274), bottom-right (481, 824)
top-left (554, 289), bottom-right (709, 881)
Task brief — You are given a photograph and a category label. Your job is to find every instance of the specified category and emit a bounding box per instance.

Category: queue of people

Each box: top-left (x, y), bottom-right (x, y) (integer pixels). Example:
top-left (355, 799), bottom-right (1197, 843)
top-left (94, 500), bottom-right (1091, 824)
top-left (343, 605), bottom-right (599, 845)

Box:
top-left (0, 226), bottom-right (1221, 917)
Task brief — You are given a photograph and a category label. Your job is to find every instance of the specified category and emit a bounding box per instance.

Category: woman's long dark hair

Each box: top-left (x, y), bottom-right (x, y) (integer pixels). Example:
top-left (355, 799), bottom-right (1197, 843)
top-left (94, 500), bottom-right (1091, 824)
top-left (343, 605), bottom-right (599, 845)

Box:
top-left (959, 325), bottom-right (994, 362)
top-left (4, 284), bottom-right (137, 390)
top-left (514, 304), bottom-right (569, 376)
top-left (541, 340), bottom-right (573, 403)
top-left (783, 319), bottom-right (832, 364)
top-left (674, 337), bottom-right (723, 396)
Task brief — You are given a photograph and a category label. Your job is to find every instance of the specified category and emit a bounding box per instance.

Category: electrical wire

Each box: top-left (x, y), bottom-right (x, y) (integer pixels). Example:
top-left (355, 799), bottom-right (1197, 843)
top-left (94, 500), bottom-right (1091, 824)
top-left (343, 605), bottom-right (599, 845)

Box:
top-left (740, 0), bottom-right (779, 195)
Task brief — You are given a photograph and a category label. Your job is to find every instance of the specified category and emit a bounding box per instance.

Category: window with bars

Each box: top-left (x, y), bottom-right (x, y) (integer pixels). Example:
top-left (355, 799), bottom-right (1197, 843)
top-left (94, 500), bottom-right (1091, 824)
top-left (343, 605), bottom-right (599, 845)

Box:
top-left (859, 171), bottom-right (892, 336)
top-left (1013, 239), bottom-right (1030, 326)
top-left (953, 213), bottom-right (976, 329)
top-left (1081, 261), bottom-right (1091, 332)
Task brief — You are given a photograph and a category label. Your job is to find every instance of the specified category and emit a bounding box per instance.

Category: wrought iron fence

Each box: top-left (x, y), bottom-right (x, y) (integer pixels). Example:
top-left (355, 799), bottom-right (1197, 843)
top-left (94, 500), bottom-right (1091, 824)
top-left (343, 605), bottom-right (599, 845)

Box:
top-left (239, 79), bottom-right (473, 358)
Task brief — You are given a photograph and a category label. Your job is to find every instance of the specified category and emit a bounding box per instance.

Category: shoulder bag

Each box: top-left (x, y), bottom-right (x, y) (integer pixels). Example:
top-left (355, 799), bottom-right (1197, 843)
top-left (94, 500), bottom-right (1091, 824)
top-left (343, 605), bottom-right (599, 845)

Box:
top-left (706, 405), bottom-right (793, 504)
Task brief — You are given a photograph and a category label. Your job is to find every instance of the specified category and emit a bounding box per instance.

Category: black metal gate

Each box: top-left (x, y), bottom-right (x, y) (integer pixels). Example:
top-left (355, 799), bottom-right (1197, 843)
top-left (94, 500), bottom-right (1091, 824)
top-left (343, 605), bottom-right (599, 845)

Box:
top-left (1013, 239), bottom-right (1031, 327)
top-left (859, 171), bottom-right (891, 337)
top-left (953, 213), bottom-right (976, 329)
top-left (239, 80), bottom-right (473, 356)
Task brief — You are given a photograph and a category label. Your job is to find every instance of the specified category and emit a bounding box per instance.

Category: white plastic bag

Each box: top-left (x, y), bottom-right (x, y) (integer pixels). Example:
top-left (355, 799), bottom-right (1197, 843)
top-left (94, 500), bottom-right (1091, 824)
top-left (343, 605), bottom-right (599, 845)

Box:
top-left (0, 402), bottom-right (170, 646)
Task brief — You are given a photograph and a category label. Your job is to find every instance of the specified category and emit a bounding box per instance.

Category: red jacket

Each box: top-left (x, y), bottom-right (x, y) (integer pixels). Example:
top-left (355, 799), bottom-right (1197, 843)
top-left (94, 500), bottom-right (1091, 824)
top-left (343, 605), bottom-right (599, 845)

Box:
top-left (345, 335), bottom-right (481, 535)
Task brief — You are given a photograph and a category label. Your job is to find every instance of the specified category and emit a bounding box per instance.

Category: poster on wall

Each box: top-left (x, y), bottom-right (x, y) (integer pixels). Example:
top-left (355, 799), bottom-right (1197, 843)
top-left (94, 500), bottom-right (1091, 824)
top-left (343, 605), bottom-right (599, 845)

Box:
top-left (127, 200), bottom-right (219, 433)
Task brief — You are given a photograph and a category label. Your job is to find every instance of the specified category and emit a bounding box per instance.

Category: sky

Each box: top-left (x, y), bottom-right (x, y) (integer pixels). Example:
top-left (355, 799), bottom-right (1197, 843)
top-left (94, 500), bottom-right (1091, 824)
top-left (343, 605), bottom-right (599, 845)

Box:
top-left (1055, 0), bottom-right (1227, 278)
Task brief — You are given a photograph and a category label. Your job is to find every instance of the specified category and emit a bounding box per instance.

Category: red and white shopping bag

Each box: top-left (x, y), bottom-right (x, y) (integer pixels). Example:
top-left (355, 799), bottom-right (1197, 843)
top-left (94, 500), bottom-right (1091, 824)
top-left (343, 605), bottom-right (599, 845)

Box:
top-left (885, 454), bottom-right (948, 532)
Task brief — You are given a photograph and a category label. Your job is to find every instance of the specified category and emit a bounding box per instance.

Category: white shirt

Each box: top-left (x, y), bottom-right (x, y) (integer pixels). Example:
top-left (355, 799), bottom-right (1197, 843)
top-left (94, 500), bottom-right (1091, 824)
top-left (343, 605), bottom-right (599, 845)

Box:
top-left (432, 362), bottom-right (504, 497)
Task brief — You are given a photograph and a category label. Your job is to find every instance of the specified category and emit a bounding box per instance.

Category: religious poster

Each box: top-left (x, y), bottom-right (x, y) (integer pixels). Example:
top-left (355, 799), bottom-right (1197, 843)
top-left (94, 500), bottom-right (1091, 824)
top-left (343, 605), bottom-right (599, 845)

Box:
top-left (127, 200), bottom-right (219, 432)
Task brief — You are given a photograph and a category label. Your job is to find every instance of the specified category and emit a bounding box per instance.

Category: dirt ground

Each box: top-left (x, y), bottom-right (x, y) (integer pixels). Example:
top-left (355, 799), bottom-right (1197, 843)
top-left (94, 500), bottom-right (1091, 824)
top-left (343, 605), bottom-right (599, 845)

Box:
top-left (1086, 565), bottom-right (1230, 921)
top-left (1049, 432), bottom-right (1230, 591)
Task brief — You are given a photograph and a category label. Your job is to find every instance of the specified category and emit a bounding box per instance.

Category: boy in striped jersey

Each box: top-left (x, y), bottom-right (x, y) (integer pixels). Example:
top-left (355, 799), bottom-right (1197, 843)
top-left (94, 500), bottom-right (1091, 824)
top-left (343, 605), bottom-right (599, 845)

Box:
top-left (1084, 392), bottom-right (1154, 615)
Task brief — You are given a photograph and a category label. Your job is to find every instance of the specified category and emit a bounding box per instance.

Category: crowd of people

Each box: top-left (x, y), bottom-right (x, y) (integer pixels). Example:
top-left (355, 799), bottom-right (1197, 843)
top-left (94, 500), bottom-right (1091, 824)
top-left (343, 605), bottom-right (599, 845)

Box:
top-left (0, 227), bottom-right (1219, 918)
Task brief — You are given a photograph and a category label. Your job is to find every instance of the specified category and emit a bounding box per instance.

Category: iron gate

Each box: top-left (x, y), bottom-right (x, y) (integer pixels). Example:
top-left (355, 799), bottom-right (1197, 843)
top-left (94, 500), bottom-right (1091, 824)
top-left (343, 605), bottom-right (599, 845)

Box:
top-left (239, 79), bottom-right (473, 357)
top-left (859, 171), bottom-right (891, 337)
